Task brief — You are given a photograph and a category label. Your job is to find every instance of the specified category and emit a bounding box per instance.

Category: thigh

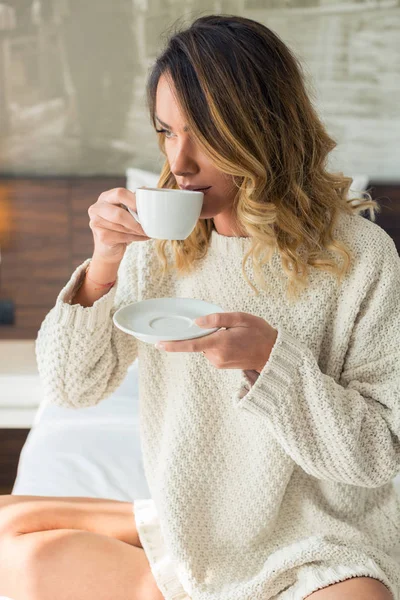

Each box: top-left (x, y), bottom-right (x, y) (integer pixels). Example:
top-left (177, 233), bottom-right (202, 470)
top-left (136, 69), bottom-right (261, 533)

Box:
top-left (305, 576), bottom-right (393, 599)
top-left (1, 528), bottom-right (164, 600)
top-left (0, 494), bottom-right (142, 548)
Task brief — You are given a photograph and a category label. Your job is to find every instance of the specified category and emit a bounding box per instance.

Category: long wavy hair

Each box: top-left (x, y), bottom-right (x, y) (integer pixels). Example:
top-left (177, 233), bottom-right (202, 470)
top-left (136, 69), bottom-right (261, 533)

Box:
top-left (146, 14), bottom-right (379, 303)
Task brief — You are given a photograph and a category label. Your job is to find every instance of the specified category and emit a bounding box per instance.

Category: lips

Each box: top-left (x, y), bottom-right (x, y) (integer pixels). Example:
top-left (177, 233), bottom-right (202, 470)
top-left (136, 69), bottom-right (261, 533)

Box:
top-left (179, 185), bottom-right (212, 191)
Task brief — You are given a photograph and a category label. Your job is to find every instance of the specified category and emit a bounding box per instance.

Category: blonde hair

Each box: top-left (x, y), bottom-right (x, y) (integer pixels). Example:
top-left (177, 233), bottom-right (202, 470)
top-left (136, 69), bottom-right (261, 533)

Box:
top-left (146, 14), bottom-right (379, 303)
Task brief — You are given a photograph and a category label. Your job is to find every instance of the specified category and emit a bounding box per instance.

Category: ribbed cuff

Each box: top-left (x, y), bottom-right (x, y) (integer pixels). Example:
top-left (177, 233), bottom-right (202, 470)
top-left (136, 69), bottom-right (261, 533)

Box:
top-left (237, 370), bottom-right (260, 400)
top-left (134, 499), bottom-right (192, 600)
top-left (52, 259), bottom-right (118, 332)
top-left (234, 328), bottom-right (304, 412)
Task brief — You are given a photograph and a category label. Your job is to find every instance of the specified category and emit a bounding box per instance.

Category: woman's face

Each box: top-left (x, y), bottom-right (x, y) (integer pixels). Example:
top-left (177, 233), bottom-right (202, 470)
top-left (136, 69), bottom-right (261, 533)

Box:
top-left (155, 73), bottom-right (247, 236)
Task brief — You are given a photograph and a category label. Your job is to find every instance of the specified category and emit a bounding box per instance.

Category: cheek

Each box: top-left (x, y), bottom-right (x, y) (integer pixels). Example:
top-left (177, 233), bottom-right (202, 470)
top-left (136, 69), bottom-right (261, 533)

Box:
top-left (165, 147), bottom-right (173, 165)
top-left (219, 174), bottom-right (236, 193)
top-left (220, 179), bottom-right (238, 204)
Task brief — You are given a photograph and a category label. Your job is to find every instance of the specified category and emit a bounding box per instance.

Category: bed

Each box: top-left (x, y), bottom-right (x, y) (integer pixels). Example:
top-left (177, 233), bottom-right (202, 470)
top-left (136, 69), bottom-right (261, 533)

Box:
top-left (1, 171), bottom-right (399, 600)
top-left (11, 359), bottom-right (150, 501)
top-left (5, 353), bottom-right (400, 600)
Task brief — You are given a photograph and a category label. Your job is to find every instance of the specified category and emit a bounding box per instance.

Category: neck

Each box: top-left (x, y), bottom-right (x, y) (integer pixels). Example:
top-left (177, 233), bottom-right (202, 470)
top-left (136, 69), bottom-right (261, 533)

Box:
top-left (212, 218), bottom-right (249, 238)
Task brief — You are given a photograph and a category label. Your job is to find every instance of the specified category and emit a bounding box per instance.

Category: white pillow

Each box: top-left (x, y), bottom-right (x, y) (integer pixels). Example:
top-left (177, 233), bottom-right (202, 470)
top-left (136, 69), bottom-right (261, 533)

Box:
top-left (347, 175), bottom-right (369, 201)
top-left (125, 167), bottom-right (159, 191)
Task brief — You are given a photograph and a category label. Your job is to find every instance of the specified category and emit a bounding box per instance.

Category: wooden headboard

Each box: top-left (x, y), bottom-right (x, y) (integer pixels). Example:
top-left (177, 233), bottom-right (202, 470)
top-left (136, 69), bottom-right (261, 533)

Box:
top-left (0, 177), bottom-right (399, 340)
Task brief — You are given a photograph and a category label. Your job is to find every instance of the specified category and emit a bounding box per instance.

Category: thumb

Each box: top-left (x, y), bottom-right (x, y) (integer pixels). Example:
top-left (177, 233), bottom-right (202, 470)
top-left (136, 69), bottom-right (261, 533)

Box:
top-left (194, 312), bottom-right (237, 328)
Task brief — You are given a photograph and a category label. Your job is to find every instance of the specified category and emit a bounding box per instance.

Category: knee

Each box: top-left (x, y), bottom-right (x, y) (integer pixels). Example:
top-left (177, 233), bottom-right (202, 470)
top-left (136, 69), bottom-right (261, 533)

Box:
top-left (22, 530), bottom-right (86, 600)
top-left (0, 494), bottom-right (15, 516)
top-left (0, 496), bottom-right (20, 537)
top-left (10, 531), bottom-right (71, 600)
top-left (0, 494), bottom-right (13, 507)
top-left (0, 531), bottom-right (40, 599)
top-left (0, 496), bottom-right (33, 538)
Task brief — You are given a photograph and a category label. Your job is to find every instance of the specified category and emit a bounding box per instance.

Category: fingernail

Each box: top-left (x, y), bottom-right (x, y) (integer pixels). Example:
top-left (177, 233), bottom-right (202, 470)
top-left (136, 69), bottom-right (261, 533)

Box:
top-left (155, 342), bottom-right (165, 350)
top-left (195, 317), bottom-right (206, 326)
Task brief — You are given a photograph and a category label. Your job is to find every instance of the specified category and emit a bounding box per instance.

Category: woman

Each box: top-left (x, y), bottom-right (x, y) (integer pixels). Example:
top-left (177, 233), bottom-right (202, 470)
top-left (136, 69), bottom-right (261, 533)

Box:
top-left (1, 14), bottom-right (399, 600)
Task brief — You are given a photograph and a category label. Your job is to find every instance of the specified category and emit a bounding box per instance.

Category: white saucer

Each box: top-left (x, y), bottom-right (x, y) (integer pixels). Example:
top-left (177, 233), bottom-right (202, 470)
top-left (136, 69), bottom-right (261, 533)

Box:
top-left (113, 297), bottom-right (225, 343)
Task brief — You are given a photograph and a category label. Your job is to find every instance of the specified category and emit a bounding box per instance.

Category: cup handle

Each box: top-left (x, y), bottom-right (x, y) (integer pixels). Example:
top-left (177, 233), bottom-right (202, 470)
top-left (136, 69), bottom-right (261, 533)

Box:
top-left (120, 203), bottom-right (141, 224)
top-left (126, 206), bottom-right (141, 224)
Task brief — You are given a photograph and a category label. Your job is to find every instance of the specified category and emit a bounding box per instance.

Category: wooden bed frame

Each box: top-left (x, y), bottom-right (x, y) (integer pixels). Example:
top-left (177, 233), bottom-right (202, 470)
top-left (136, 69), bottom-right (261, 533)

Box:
top-left (0, 176), bottom-right (399, 340)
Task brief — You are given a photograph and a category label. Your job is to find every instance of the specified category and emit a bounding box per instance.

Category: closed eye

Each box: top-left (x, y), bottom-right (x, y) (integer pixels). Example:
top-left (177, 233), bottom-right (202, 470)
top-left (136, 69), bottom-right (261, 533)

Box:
top-left (155, 128), bottom-right (174, 139)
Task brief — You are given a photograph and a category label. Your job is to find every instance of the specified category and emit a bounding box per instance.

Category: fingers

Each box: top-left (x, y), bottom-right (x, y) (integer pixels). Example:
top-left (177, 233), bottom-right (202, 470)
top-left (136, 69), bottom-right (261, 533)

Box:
top-left (90, 188), bottom-right (149, 239)
top-left (98, 188), bottom-right (137, 212)
top-left (92, 225), bottom-right (146, 246)
top-left (90, 206), bottom-right (137, 234)
top-left (160, 334), bottom-right (215, 353)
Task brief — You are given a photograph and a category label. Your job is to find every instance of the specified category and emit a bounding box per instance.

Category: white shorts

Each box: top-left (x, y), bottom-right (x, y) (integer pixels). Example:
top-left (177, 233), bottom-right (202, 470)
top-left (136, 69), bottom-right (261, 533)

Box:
top-left (133, 498), bottom-right (191, 600)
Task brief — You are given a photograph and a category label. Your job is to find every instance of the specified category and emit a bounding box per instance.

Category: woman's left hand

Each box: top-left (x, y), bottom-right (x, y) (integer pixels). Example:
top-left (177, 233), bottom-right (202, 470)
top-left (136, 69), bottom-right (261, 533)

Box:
top-left (155, 312), bottom-right (278, 373)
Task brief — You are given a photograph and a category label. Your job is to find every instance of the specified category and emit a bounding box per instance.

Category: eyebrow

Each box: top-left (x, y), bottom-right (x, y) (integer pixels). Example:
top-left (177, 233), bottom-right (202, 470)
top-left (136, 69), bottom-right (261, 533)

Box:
top-left (155, 115), bottom-right (189, 132)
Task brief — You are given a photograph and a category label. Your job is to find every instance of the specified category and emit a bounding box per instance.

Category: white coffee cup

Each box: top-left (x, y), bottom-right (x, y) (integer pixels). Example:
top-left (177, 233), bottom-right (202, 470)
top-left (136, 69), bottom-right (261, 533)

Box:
top-left (126, 187), bottom-right (204, 240)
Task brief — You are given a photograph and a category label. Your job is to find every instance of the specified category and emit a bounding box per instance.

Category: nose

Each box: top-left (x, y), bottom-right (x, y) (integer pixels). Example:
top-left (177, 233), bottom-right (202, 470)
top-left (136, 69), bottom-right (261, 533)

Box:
top-left (169, 137), bottom-right (199, 179)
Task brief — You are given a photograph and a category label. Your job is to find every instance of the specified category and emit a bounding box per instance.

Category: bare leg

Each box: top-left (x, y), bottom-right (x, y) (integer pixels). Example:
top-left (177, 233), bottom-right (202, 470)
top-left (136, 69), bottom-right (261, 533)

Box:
top-left (0, 527), bottom-right (164, 600)
top-left (0, 494), bottom-right (142, 547)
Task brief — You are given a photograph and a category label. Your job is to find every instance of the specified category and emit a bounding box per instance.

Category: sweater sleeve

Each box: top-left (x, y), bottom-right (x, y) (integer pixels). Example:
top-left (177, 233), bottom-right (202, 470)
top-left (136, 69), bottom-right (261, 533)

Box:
top-left (35, 243), bottom-right (140, 408)
top-left (234, 234), bottom-right (400, 488)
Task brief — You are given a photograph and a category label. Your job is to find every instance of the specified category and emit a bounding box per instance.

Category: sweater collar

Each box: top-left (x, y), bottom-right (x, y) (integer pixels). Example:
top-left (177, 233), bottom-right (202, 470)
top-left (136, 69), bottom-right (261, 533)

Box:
top-left (210, 229), bottom-right (253, 254)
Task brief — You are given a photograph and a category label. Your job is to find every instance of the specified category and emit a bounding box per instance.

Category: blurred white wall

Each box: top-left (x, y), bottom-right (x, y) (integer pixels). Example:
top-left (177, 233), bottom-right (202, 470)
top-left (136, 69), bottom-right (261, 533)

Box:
top-left (0, 0), bottom-right (399, 179)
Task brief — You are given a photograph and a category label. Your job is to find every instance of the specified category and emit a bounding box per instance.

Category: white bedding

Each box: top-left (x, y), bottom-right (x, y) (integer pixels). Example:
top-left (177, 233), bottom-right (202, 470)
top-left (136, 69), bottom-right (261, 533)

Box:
top-left (2, 353), bottom-right (399, 600)
top-left (12, 359), bottom-right (150, 500)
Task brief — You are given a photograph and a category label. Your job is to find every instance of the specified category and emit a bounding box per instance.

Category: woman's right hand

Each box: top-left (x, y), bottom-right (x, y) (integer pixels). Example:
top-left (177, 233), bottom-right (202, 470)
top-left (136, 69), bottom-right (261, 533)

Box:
top-left (88, 187), bottom-right (151, 264)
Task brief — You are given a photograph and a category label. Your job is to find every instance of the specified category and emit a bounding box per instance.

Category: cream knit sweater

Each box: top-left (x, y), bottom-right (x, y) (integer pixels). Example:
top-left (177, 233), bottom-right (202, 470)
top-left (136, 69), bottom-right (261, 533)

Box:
top-left (36, 212), bottom-right (400, 600)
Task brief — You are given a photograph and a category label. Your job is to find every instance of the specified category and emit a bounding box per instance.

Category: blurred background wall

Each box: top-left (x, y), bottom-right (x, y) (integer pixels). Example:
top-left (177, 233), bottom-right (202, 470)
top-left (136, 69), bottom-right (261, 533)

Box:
top-left (0, 0), bottom-right (399, 178)
top-left (0, 0), bottom-right (399, 341)
top-left (0, 0), bottom-right (399, 488)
